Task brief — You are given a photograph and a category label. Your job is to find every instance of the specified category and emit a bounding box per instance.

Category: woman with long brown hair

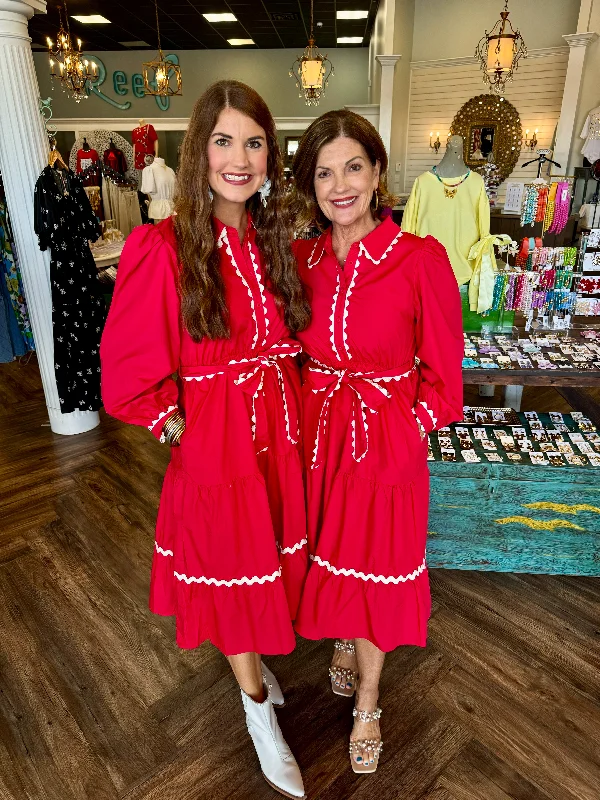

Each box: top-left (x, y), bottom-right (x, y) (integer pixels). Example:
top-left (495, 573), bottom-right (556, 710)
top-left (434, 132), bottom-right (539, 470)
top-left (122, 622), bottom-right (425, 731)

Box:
top-left (290, 111), bottom-right (463, 773)
top-left (101, 80), bottom-right (310, 799)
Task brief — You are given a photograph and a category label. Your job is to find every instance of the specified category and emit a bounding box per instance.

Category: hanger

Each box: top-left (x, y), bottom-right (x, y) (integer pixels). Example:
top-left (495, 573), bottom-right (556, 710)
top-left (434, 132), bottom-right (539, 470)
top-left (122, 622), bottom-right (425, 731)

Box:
top-left (48, 136), bottom-right (68, 170)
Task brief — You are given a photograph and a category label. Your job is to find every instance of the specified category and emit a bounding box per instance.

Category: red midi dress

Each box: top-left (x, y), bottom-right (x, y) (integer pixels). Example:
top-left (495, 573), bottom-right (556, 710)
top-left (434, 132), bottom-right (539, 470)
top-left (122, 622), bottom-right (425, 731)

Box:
top-left (100, 216), bottom-right (308, 655)
top-left (293, 218), bottom-right (463, 651)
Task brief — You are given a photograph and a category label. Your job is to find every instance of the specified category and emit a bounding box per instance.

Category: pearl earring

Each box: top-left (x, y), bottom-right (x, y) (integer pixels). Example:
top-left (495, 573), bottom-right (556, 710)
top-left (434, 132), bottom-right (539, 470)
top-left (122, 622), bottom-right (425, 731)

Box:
top-left (259, 178), bottom-right (271, 207)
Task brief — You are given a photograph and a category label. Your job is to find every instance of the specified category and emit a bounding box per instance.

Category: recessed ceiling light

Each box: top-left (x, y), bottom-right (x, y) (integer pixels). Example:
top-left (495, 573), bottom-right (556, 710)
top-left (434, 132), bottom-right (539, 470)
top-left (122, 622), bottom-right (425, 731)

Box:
top-left (337, 10), bottom-right (369, 19)
top-left (204, 13), bottom-right (237, 22)
top-left (119, 41), bottom-right (151, 48)
top-left (337, 37), bottom-right (363, 43)
top-left (71, 15), bottom-right (111, 24)
top-left (228, 38), bottom-right (255, 46)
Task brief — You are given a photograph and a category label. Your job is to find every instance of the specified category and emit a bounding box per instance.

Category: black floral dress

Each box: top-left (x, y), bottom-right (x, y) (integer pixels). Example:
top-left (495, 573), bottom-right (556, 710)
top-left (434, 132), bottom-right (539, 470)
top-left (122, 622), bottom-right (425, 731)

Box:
top-left (34, 166), bottom-right (105, 413)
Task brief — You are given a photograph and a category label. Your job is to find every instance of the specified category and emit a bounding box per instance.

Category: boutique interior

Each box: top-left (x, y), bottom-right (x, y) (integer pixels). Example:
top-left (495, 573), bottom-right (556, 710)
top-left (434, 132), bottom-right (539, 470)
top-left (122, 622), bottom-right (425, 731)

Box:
top-left (1, 1), bottom-right (600, 798)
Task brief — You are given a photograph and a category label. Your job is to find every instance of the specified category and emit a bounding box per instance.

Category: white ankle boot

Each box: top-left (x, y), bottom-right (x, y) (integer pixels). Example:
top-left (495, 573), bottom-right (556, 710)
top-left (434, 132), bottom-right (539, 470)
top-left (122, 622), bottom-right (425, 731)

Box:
top-left (241, 683), bottom-right (305, 799)
top-left (261, 661), bottom-right (285, 707)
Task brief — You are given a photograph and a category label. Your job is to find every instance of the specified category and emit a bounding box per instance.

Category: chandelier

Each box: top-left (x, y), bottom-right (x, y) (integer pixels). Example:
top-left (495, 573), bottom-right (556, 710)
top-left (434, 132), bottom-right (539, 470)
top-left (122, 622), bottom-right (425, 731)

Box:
top-left (289, 0), bottom-right (333, 107)
top-left (475, 0), bottom-right (527, 95)
top-left (46, 1), bottom-right (96, 103)
top-left (143, 0), bottom-right (182, 96)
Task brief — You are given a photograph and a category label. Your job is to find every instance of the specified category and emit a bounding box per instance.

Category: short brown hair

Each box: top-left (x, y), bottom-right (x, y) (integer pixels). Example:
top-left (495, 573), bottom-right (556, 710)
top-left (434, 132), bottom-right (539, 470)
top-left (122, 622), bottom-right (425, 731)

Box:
top-left (290, 109), bottom-right (398, 233)
top-left (174, 80), bottom-right (310, 340)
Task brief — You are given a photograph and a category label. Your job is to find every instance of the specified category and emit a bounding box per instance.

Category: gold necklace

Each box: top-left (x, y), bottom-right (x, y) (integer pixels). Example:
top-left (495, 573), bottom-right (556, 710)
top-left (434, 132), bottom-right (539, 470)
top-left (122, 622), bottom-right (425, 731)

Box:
top-left (432, 167), bottom-right (471, 199)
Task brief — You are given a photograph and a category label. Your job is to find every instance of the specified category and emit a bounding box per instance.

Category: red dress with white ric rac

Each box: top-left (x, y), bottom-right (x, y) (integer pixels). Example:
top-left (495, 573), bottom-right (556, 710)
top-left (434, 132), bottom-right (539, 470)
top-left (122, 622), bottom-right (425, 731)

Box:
top-left (100, 216), bottom-right (307, 655)
top-left (293, 217), bottom-right (463, 651)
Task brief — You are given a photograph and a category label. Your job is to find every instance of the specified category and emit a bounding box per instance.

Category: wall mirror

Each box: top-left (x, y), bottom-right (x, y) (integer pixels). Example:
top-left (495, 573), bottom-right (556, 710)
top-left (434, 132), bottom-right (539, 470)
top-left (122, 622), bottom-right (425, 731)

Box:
top-left (450, 94), bottom-right (522, 183)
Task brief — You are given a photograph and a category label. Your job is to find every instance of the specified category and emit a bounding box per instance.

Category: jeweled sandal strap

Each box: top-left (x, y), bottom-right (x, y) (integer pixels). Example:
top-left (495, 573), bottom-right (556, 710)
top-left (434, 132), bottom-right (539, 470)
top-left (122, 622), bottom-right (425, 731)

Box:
top-left (349, 739), bottom-right (383, 755)
top-left (329, 666), bottom-right (357, 680)
top-left (352, 707), bottom-right (382, 723)
top-left (334, 639), bottom-right (356, 654)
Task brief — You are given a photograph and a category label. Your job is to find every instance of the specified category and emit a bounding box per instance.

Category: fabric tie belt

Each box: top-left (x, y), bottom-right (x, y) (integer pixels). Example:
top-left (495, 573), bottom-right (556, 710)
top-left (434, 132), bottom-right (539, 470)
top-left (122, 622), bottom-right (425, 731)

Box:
top-left (305, 358), bottom-right (418, 468)
top-left (180, 339), bottom-right (302, 454)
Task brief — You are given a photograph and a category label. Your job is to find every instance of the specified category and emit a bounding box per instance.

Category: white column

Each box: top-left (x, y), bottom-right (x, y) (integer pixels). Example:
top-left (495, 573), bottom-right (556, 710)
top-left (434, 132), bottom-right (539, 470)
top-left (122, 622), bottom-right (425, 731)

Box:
top-left (0, 0), bottom-right (99, 434)
top-left (376, 54), bottom-right (401, 160)
top-left (553, 31), bottom-right (598, 173)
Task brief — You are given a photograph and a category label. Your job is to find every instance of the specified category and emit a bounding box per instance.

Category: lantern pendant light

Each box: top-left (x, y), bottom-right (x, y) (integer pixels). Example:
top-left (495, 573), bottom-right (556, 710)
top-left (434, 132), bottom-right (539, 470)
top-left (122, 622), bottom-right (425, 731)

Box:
top-left (143, 0), bottom-right (182, 96)
top-left (475, 0), bottom-right (527, 94)
top-left (289, 0), bottom-right (334, 107)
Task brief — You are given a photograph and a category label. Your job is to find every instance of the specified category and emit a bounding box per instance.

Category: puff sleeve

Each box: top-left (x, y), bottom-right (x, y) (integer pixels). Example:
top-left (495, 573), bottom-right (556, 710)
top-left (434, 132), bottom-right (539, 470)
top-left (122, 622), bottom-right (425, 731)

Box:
top-left (100, 224), bottom-right (181, 439)
top-left (413, 236), bottom-right (464, 434)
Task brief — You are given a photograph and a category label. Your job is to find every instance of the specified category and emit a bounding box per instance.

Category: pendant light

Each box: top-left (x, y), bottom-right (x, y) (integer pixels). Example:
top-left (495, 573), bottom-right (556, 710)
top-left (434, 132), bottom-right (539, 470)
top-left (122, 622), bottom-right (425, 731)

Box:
top-left (142, 0), bottom-right (182, 97)
top-left (289, 0), bottom-right (334, 107)
top-left (46, 1), bottom-right (96, 103)
top-left (475, 0), bottom-right (527, 95)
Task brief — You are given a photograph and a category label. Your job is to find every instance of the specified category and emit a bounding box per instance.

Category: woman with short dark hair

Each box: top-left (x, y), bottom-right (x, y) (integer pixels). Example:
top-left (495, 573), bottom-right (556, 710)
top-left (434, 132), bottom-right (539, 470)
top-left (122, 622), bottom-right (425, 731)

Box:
top-left (101, 80), bottom-right (310, 799)
top-left (291, 110), bottom-right (463, 774)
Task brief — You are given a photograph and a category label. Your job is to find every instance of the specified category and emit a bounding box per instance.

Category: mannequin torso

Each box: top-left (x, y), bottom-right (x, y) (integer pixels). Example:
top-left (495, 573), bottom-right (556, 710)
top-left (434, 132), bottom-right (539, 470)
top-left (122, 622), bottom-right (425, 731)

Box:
top-left (432, 135), bottom-right (468, 178)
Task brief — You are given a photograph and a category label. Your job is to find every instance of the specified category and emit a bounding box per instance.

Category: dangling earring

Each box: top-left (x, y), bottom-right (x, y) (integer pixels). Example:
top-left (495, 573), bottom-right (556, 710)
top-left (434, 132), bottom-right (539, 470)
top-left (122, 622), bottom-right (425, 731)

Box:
top-left (259, 178), bottom-right (271, 207)
top-left (373, 190), bottom-right (379, 210)
top-left (208, 186), bottom-right (214, 202)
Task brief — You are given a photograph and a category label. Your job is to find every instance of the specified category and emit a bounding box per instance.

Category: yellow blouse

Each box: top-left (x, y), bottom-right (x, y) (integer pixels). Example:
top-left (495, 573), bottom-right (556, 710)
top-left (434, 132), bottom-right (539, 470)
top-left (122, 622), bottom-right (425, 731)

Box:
top-left (402, 171), bottom-right (490, 286)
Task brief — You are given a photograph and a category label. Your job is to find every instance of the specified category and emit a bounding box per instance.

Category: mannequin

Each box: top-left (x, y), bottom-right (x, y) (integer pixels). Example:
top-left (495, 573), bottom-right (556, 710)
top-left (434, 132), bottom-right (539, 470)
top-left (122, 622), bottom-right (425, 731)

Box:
top-left (432, 135), bottom-right (468, 178)
top-left (76, 136), bottom-right (100, 184)
top-left (141, 156), bottom-right (176, 222)
top-left (133, 118), bottom-right (159, 171)
top-left (403, 134), bottom-right (490, 286)
top-left (580, 104), bottom-right (600, 165)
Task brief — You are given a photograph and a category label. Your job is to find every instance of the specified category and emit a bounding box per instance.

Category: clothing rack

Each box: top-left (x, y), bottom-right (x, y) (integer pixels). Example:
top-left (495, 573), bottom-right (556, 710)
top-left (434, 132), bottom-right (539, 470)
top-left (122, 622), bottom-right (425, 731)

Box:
top-left (102, 164), bottom-right (137, 188)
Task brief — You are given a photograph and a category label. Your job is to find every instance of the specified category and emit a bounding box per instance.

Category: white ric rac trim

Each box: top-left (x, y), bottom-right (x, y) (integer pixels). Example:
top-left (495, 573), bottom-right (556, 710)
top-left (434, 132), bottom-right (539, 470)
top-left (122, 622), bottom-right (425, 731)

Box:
top-left (306, 236), bottom-right (325, 268)
top-left (248, 239), bottom-right (269, 348)
top-left (174, 567), bottom-right (282, 587)
top-left (329, 272), bottom-right (341, 360)
top-left (280, 538), bottom-right (308, 555)
top-left (359, 231), bottom-right (402, 265)
top-left (418, 400), bottom-right (438, 428)
top-left (342, 254), bottom-right (359, 359)
top-left (155, 542), bottom-right (174, 557)
top-left (310, 554), bottom-right (427, 584)
top-left (218, 228), bottom-right (259, 349)
top-left (148, 405), bottom-right (177, 432)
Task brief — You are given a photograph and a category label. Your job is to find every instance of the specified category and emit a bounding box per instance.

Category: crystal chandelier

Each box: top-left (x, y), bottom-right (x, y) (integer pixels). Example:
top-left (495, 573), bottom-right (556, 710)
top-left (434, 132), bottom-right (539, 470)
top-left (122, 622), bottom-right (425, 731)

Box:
top-left (475, 0), bottom-right (527, 95)
top-left (143, 0), bottom-right (182, 96)
top-left (46, 1), bottom-right (96, 103)
top-left (289, 0), bottom-right (333, 107)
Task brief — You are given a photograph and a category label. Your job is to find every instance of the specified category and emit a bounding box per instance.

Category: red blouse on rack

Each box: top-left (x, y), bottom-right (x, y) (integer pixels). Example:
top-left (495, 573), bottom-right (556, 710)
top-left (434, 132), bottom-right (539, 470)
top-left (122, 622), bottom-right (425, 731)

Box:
top-left (132, 124), bottom-right (158, 170)
top-left (100, 216), bottom-right (307, 655)
top-left (293, 217), bottom-right (464, 651)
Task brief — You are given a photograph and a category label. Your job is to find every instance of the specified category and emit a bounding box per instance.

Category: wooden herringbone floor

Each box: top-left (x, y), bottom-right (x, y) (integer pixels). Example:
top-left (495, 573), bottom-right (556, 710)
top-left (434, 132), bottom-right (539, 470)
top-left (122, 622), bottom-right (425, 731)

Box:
top-left (1, 356), bottom-right (599, 800)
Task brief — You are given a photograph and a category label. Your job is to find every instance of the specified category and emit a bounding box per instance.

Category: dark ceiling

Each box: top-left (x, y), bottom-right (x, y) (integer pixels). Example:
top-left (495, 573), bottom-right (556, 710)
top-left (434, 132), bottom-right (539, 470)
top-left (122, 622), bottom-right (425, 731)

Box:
top-left (30, 0), bottom-right (378, 51)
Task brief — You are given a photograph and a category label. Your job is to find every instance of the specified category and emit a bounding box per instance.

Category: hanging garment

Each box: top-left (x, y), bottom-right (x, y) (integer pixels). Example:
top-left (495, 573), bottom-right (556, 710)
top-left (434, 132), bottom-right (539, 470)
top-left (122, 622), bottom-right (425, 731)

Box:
top-left (141, 158), bottom-right (176, 220)
top-left (103, 147), bottom-right (127, 174)
top-left (76, 147), bottom-right (100, 175)
top-left (132, 124), bottom-right (158, 170)
top-left (100, 215), bottom-right (307, 655)
top-left (293, 219), bottom-right (464, 651)
top-left (402, 170), bottom-right (490, 286)
top-left (116, 188), bottom-right (143, 237)
top-left (84, 185), bottom-right (104, 222)
top-left (0, 199), bottom-right (34, 355)
top-left (580, 107), bottom-right (600, 163)
top-left (34, 166), bottom-right (105, 413)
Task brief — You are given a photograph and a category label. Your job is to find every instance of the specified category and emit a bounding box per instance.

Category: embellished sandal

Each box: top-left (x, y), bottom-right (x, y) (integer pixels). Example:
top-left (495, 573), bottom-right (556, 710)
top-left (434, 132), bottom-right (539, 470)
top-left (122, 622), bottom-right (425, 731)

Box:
top-left (349, 707), bottom-right (383, 774)
top-left (329, 639), bottom-right (358, 697)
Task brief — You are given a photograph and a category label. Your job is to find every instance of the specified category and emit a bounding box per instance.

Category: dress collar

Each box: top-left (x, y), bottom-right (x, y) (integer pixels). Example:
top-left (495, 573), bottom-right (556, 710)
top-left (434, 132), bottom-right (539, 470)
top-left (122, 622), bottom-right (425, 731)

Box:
top-left (307, 216), bottom-right (402, 268)
top-left (213, 211), bottom-right (256, 243)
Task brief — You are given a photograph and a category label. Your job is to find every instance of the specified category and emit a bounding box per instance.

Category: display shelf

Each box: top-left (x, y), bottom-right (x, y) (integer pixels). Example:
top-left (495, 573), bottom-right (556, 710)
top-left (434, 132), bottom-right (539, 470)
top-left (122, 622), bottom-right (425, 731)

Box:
top-left (426, 411), bottom-right (600, 576)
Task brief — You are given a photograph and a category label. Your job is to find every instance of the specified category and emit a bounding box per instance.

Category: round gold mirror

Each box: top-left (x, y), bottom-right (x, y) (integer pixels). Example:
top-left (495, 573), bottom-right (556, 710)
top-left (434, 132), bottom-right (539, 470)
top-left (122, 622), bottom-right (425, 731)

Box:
top-left (450, 94), bottom-right (522, 184)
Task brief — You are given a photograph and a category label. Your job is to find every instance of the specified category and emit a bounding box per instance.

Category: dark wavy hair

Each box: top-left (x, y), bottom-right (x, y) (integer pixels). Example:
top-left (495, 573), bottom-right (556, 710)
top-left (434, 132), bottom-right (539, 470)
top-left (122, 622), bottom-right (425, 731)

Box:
top-left (290, 109), bottom-right (399, 233)
top-left (174, 80), bottom-right (310, 341)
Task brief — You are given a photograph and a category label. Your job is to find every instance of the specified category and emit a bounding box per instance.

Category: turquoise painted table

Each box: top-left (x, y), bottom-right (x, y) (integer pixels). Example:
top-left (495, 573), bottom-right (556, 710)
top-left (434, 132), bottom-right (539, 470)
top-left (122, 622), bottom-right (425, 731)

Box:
top-left (426, 415), bottom-right (600, 576)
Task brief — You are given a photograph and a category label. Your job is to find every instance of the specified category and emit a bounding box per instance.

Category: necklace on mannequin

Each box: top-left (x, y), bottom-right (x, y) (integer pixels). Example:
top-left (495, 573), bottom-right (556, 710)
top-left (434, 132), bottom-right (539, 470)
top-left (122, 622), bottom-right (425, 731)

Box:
top-left (432, 165), bottom-right (471, 199)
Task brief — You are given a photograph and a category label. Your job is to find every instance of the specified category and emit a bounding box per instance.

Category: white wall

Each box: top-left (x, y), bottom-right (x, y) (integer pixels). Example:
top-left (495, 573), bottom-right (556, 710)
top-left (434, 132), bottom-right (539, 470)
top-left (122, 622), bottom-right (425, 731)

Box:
top-left (404, 51), bottom-right (569, 198)
top-left (412, 0), bottom-right (580, 62)
top-left (390, 0), bottom-right (415, 193)
top-left (570, 2), bottom-right (600, 171)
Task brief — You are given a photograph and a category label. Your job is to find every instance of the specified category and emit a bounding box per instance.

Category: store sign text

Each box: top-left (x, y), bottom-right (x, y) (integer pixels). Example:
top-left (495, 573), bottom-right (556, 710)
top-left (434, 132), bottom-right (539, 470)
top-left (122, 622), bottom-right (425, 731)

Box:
top-left (82, 54), bottom-right (180, 112)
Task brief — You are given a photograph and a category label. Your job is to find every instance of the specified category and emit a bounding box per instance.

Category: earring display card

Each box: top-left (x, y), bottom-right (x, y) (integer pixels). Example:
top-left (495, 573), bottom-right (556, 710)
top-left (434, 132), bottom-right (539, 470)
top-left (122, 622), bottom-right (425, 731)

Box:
top-left (426, 410), bottom-right (600, 468)
top-left (503, 181), bottom-right (526, 214)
